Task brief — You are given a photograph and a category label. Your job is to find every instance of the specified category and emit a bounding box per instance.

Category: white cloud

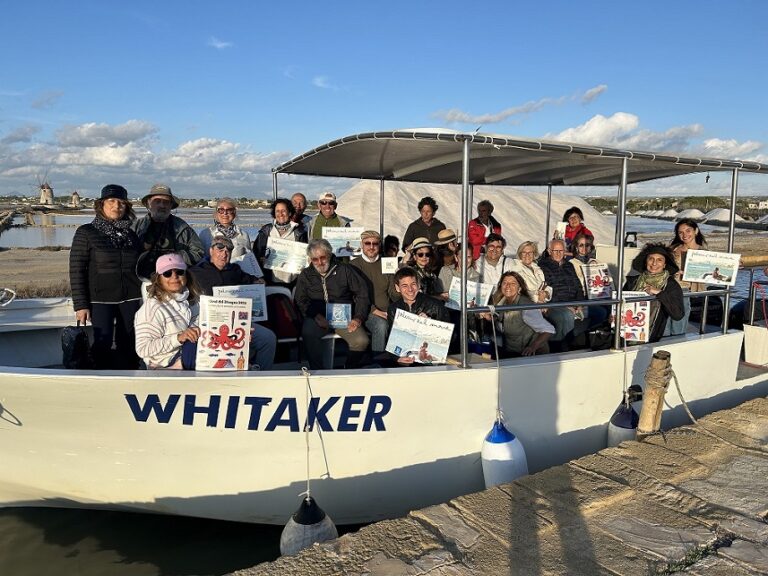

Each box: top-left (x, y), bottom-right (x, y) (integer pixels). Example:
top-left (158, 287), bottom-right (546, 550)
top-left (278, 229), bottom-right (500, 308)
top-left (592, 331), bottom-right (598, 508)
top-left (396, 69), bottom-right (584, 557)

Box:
top-left (433, 84), bottom-right (608, 125)
top-left (207, 36), bottom-right (233, 49)
top-left (56, 120), bottom-right (157, 147)
top-left (700, 138), bottom-right (763, 160)
top-left (1, 124), bottom-right (40, 145)
top-left (31, 90), bottom-right (64, 109)
top-left (581, 84), bottom-right (607, 104)
top-left (312, 76), bottom-right (336, 90)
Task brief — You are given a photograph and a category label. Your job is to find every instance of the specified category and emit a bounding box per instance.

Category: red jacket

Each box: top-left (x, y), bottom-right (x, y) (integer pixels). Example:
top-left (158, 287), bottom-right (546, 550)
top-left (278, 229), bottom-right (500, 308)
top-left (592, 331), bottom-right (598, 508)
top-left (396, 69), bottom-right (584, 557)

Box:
top-left (564, 223), bottom-right (593, 252)
top-left (467, 216), bottom-right (502, 260)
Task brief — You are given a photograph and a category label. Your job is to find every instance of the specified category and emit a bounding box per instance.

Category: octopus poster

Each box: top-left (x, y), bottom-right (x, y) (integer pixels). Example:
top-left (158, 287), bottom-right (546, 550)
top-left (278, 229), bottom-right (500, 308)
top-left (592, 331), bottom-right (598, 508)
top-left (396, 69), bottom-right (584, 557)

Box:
top-left (581, 263), bottom-right (613, 299)
top-left (611, 291), bottom-right (650, 343)
top-left (196, 295), bottom-right (252, 370)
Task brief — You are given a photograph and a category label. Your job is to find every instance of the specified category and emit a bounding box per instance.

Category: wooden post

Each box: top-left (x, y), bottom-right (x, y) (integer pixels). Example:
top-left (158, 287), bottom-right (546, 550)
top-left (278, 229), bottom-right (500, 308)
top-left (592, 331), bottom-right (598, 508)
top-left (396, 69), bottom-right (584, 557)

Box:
top-left (637, 350), bottom-right (672, 439)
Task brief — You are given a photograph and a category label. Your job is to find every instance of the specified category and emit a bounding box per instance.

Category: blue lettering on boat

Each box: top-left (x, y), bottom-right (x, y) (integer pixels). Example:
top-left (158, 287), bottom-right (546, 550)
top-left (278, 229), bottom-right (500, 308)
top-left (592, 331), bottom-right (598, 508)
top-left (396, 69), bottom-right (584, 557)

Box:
top-left (124, 394), bottom-right (392, 431)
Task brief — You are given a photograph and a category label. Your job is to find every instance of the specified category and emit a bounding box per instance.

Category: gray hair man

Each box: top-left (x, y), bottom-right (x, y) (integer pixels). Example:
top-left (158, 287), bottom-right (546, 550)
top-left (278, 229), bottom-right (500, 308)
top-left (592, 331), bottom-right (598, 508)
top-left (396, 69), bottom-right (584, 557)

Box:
top-left (294, 239), bottom-right (370, 369)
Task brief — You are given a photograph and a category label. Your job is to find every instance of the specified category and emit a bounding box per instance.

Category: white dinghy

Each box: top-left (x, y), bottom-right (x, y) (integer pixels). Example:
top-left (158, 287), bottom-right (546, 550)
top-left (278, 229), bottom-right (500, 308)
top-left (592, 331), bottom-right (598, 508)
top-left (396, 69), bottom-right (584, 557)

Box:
top-left (2, 129), bottom-right (768, 525)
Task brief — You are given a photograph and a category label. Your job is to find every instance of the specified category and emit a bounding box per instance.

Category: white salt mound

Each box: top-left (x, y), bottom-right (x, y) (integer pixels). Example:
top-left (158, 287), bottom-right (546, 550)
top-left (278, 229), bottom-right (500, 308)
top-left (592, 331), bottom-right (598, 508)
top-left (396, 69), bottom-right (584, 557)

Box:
top-left (336, 181), bottom-right (615, 255)
top-left (661, 209), bottom-right (678, 218)
top-left (704, 208), bottom-right (744, 222)
top-left (676, 209), bottom-right (705, 220)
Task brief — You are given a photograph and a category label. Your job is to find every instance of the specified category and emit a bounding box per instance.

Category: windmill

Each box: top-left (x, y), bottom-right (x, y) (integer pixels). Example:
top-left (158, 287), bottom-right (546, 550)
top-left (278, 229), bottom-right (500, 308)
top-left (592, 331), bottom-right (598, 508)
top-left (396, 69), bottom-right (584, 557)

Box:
top-left (33, 170), bottom-right (55, 205)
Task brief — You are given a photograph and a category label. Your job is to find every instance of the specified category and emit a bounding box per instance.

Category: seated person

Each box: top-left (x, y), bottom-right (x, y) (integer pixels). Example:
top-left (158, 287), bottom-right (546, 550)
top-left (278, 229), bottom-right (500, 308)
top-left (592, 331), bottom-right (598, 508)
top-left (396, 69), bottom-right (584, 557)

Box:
top-left (383, 235), bottom-right (400, 258)
top-left (623, 243), bottom-right (684, 343)
top-left (400, 237), bottom-right (444, 297)
top-left (387, 267), bottom-right (451, 365)
top-left (188, 235), bottom-right (277, 370)
top-left (568, 232), bottom-right (609, 330)
top-left (474, 233), bottom-right (512, 291)
top-left (482, 271), bottom-right (555, 357)
top-left (538, 239), bottom-right (586, 348)
top-left (134, 253), bottom-right (200, 370)
top-left (294, 239), bottom-right (370, 369)
top-left (438, 242), bottom-right (479, 300)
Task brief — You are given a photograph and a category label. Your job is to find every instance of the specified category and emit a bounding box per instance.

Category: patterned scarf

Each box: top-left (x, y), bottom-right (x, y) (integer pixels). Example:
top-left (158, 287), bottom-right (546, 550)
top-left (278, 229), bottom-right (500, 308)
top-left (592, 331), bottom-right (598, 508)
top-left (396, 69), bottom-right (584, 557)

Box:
top-left (92, 216), bottom-right (137, 249)
top-left (214, 222), bottom-right (238, 239)
top-left (635, 270), bottom-right (669, 291)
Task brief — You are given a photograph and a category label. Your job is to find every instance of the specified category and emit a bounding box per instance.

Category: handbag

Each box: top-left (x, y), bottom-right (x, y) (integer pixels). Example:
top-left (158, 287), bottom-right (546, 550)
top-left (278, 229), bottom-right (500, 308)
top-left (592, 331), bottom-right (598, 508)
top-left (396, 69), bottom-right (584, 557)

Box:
top-left (62, 321), bottom-right (93, 369)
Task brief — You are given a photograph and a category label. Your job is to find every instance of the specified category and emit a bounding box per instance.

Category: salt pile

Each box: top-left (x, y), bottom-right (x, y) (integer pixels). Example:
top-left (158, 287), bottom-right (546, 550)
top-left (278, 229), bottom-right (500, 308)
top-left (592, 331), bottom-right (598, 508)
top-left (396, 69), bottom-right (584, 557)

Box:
top-left (676, 208), bottom-right (705, 220)
top-left (703, 208), bottom-right (745, 222)
top-left (336, 181), bottom-right (615, 254)
top-left (660, 209), bottom-right (678, 218)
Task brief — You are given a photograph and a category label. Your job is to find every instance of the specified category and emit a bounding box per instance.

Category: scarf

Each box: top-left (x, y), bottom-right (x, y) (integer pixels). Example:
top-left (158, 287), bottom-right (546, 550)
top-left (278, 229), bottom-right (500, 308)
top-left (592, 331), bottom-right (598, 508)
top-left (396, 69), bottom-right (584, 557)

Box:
top-left (274, 221), bottom-right (292, 236)
top-left (214, 222), bottom-right (238, 239)
top-left (635, 270), bottom-right (669, 292)
top-left (92, 216), bottom-right (137, 249)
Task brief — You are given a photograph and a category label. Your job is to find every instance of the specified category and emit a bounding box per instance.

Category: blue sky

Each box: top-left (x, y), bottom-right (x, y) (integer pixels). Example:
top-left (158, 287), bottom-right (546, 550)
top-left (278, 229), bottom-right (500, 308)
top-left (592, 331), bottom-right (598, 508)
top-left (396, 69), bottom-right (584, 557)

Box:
top-left (1, 0), bottom-right (767, 199)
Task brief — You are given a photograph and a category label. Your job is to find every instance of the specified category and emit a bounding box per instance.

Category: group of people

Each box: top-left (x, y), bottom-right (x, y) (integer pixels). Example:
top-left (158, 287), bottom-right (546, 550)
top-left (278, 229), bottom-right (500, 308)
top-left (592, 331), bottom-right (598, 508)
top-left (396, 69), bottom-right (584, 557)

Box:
top-left (69, 183), bottom-right (697, 372)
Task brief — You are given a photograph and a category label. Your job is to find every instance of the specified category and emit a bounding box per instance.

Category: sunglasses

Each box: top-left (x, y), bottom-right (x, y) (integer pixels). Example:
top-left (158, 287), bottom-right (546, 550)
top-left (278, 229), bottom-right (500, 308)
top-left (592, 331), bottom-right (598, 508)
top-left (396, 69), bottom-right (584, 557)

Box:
top-left (161, 268), bottom-right (186, 278)
top-left (212, 242), bottom-right (231, 251)
top-left (318, 201), bottom-right (336, 206)
top-left (363, 241), bottom-right (380, 246)
top-left (415, 251), bottom-right (432, 257)
top-left (216, 208), bottom-right (235, 214)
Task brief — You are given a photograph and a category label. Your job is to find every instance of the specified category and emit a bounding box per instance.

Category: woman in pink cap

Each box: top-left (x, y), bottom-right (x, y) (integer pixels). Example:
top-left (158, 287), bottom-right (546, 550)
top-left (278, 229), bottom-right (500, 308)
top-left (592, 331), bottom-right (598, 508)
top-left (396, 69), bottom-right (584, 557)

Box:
top-left (134, 252), bottom-right (201, 369)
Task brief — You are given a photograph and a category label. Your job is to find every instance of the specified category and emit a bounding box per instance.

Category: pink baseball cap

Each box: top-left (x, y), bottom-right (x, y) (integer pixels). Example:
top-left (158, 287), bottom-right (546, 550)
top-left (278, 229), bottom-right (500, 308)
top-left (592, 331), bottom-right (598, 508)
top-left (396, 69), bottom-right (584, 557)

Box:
top-left (155, 253), bottom-right (187, 275)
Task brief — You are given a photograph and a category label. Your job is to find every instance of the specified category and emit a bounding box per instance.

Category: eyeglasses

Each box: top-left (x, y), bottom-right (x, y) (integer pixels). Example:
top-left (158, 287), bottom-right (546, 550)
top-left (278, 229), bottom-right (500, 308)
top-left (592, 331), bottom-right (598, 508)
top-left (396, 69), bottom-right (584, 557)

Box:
top-left (487, 245), bottom-right (503, 251)
top-left (415, 252), bottom-right (432, 258)
top-left (363, 241), bottom-right (380, 246)
top-left (161, 269), bottom-right (186, 278)
top-left (520, 251), bottom-right (535, 256)
top-left (576, 243), bottom-right (592, 248)
top-left (318, 201), bottom-right (335, 206)
top-left (551, 249), bottom-right (565, 253)
top-left (212, 243), bottom-right (231, 251)
top-left (216, 208), bottom-right (235, 214)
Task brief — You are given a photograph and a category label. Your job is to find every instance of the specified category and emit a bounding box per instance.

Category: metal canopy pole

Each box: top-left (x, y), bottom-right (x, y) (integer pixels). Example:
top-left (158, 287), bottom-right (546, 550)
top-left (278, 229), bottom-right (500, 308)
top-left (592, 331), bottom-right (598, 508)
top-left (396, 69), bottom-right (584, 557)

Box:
top-left (614, 184), bottom-right (621, 246)
top-left (723, 168), bottom-right (740, 334)
top-left (469, 183), bottom-right (474, 223)
top-left (460, 138), bottom-right (471, 368)
top-left (272, 172), bottom-right (278, 202)
top-left (379, 179), bottom-right (385, 239)
top-left (545, 183), bottom-right (553, 248)
top-left (612, 158), bottom-right (629, 350)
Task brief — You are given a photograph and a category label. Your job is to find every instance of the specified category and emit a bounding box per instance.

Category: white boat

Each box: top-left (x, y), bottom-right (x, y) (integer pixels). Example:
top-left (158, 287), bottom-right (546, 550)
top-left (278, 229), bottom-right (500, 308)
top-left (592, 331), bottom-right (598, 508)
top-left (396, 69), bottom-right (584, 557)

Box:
top-left (2, 129), bottom-right (768, 526)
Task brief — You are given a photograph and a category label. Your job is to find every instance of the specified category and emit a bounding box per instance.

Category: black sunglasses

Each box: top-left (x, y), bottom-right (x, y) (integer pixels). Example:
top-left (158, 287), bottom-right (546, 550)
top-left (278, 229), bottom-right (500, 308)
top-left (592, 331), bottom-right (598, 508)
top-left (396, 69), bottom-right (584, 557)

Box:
top-left (212, 242), bottom-right (231, 251)
top-left (161, 268), bottom-right (186, 278)
top-left (415, 251), bottom-right (432, 257)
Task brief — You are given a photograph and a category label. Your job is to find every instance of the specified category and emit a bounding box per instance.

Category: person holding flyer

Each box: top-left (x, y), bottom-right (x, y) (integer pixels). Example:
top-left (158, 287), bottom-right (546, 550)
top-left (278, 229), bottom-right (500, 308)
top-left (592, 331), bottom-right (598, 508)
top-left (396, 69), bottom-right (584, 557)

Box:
top-left (666, 218), bottom-right (708, 336)
top-left (623, 244), bottom-right (684, 343)
top-left (134, 253), bottom-right (200, 370)
top-left (253, 198), bottom-right (308, 288)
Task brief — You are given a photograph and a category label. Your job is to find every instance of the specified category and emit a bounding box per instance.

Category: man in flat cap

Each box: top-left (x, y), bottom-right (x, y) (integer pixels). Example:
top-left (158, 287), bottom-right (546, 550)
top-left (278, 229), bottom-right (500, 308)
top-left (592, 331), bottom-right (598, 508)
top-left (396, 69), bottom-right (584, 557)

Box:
top-left (133, 183), bottom-right (204, 279)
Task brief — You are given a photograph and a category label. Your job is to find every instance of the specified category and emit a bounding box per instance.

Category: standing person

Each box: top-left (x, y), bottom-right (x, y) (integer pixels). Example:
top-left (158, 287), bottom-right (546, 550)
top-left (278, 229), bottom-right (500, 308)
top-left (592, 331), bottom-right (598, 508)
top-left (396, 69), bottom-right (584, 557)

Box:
top-left (666, 218), bottom-right (707, 335)
top-left (294, 239), bottom-right (370, 369)
top-left (308, 191), bottom-right (351, 240)
top-left (291, 193), bottom-right (311, 227)
top-left (188, 236), bottom-right (277, 370)
top-left (69, 184), bottom-right (142, 369)
top-left (253, 198), bottom-right (308, 288)
top-left (134, 253), bottom-right (201, 370)
top-left (133, 183), bottom-right (204, 278)
top-left (474, 234), bottom-right (512, 293)
top-left (402, 196), bottom-right (446, 249)
top-left (199, 198), bottom-right (252, 258)
top-left (468, 200), bottom-right (502, 260)
top-left (561, 206), bottom-right (593, 254)
top-left (623, 244), bottom-right (684, 343)
top-left (350, 230), bottom-right (396, 352)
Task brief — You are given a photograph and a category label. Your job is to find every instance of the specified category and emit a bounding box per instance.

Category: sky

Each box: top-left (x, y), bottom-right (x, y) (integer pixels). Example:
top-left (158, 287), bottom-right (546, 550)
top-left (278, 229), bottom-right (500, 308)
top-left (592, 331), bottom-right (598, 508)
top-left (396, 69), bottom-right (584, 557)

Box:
top-left (1, 0), bottom-right (767, 200)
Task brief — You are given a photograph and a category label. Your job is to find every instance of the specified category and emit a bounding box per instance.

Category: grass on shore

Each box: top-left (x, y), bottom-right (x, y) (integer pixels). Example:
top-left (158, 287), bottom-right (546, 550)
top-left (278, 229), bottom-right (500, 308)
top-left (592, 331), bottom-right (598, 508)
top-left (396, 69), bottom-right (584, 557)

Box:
top-left (9, 279), bottom-right (71, 298)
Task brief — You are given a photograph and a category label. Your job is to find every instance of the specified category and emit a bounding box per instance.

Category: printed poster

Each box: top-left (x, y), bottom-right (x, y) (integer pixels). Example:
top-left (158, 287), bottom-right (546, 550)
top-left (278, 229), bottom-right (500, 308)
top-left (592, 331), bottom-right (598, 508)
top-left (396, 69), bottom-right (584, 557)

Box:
top-left (445, 277), bottom-right (495, 310)
top-left (553, 222), bottom-right (567, 240)
top-left (232, 251), bottom-right (263, 278)
top-left (611, 291), bottom-right (650, 343)
top-left (326, 303), bottom-right (352, 328)
top-left (381, 257), bottom-right (398, 274)
top-left (213, 283), bottom-right (267, 322)
top-left (682, 249), bottom-right (740, 287)
top-left (385, 308), bottom-right (454, 364)
top-left (264, 236), bottom-right (308, 274)
top-left (196, 295), bottom-right (252, 370)
top-left (581, 263), bottom-right (613, 299)
top-left (323, 227), bottom-right (364, 257)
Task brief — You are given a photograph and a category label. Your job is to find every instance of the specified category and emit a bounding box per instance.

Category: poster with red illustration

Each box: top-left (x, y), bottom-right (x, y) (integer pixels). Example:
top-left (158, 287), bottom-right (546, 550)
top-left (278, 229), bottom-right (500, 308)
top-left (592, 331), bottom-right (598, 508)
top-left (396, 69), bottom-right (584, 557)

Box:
top-left (581, 263), bottom-right (613, 299)
top-left (611, 291), bottom-right (650, 343)
top-left (195, 295), bottom-right (252, 370)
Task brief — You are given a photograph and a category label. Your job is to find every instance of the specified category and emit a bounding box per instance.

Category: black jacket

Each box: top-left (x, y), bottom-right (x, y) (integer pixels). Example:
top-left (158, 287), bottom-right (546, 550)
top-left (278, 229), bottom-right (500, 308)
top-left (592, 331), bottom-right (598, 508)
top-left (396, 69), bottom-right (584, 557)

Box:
top-left (69, 223), bottom-right (142, 311)
top-left (623, 275), bottom-right (684, 343)
top-left (294, 257), bottom-right (370, 321)
top-left (188, 259), bottom-right (260, 296)
top-left (539, 257), bottom-right (585, 302)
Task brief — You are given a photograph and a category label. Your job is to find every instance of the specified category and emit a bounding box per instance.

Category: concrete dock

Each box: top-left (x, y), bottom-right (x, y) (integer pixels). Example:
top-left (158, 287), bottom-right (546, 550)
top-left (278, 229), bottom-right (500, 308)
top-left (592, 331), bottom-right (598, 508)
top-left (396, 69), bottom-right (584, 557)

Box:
top-left (235, 396), bottom-right (768, 575)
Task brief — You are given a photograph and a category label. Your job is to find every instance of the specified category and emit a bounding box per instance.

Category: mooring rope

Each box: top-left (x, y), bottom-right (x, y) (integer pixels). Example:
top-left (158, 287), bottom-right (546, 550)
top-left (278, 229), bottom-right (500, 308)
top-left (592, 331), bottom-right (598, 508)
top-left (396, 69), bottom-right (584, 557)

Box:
top-left (298, 367), bottom-right (332, 500)
top-left (0, 288), bottom-right (15, 307)
top-left (486, 304), bottom-right (504, 424)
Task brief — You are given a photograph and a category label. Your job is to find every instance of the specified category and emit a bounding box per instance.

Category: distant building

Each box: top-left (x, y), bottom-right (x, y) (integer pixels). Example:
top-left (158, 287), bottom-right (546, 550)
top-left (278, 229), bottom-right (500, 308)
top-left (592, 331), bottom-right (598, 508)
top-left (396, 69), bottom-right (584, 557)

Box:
top-left (39, 183), bottom-right (54, 205)
top-left (748, 202), bottom-right (758, 210)
top-left (759, 201), bottom-right (768, 210)
top-left (70, 191), bottom-right (81, 208)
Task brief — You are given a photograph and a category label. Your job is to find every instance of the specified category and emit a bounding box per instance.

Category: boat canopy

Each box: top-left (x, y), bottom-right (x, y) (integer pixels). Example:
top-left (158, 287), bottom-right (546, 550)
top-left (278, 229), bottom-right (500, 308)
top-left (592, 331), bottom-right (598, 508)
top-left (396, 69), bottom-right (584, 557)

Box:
top-left (273, 129), bottom-right (768, 186)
